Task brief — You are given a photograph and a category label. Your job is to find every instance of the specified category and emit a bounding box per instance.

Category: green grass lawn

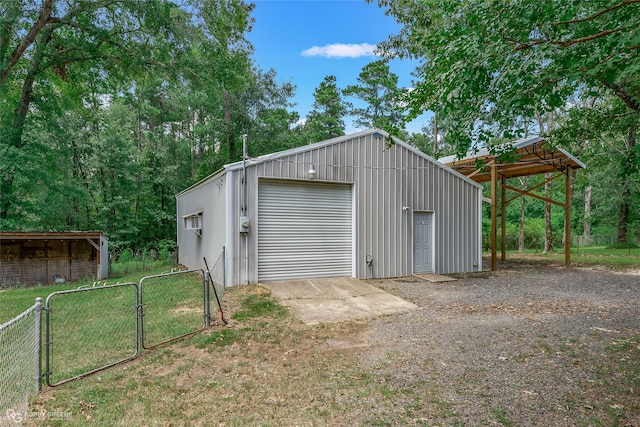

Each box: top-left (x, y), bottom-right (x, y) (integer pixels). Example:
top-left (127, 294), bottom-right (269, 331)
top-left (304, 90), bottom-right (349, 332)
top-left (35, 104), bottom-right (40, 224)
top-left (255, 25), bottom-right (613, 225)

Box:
top-left (493, 246), bottom-right (640, 269)
top-left (0, 265), bottom-right (181, 323)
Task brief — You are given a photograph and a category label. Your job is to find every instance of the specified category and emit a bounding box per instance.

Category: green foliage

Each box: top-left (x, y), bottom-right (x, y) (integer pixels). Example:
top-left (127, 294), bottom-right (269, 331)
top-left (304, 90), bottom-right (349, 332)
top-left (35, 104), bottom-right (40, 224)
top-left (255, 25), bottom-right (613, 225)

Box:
top-left (119, 248), bottom-right (134, 264)
top-left (376, 0), bottom-right (640, 149)
top-left (608, 241), bottom-right (639, 250)
top-left (304, 75), bottom-right (349, 141)
top-left (0, 0), bottom-right (304, 253)
top-left (343, 60), bottom-right (406, 130)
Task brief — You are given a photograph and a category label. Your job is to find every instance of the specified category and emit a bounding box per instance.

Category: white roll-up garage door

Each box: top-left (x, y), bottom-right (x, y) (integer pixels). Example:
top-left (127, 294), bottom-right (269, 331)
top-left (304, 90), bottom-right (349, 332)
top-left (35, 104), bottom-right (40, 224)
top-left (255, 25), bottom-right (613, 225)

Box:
top-left (258, 180), bottom-right (353, 281)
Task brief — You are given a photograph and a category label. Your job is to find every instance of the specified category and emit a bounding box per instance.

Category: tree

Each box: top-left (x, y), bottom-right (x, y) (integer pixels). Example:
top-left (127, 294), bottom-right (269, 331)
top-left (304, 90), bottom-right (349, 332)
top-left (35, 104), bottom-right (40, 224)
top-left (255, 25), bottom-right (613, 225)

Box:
top-left (304, 75), bottom-right (349, 142)
top-left (0, 0), bottom-right (294, 250)
top-left (553, 91), bottom-right (640, 244)
top-left (0, 0), bottom-right (192, 224)
top-left (0, 0), bottom-right (54, 86)
top-left (343, 60), bottom-right (406, 130)
top-left (373, 0), bottom-right (640, 151)
top-left (375, 0), bottom-right (640, 244)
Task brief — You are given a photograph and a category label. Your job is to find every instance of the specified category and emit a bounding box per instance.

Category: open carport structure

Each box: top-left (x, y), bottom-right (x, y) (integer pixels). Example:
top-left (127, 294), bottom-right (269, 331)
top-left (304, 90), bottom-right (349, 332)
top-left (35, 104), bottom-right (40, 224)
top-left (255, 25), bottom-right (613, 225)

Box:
top-left (440, 136), bottom-right (586, 270)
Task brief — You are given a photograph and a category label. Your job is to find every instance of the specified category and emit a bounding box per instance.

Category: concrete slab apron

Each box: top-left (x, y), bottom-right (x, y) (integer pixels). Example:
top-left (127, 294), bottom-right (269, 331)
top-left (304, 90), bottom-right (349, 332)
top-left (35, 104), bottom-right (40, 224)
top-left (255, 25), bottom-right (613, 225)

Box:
top-left (260, 277), bottom-right (417, 325)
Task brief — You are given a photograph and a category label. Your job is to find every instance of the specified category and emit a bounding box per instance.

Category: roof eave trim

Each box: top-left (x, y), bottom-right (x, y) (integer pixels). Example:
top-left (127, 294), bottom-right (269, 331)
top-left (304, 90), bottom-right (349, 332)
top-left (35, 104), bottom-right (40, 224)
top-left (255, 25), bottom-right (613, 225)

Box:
top-left (175, 168), bottom-right (226, 198)
top-left (224, 128), bottom-right (389, 172)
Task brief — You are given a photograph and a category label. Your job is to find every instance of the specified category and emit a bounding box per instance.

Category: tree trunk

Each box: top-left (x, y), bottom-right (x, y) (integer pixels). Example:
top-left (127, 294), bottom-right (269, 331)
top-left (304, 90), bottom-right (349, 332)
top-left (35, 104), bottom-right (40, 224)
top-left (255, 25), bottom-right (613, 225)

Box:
top-left (224, 89), bottom-right (236, 162)
top-left (433, 110), bottom-right (438, 155)
top-left (536, 109), bottom-right (554, 253)
top-left (583, 178), bottom-right (592, 246)
top-left (616, 184), bottom-right (630, 244)
top-left (616, 122), bottom-right (636, 243)
top-left (519, 177), bottom-right (526, 252)
top-left (0, 27), bottom-right (53, 220)
top-left (0, 0), bottom-right (53, 86)
top-left (190, 110), bottom-right (196, 178)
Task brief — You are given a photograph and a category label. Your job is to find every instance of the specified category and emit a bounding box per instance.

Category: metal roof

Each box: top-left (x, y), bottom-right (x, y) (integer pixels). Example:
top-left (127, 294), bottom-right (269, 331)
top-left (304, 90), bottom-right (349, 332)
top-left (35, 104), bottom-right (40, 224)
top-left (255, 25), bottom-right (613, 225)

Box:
top-left (176, 128), bottom-right (484, 198)
top-left (438, 136), bottom-right (586, 182)
top-left (224, 128), bottom-right (482, 189)
top-left (0, 231), bottom-right (106, 240)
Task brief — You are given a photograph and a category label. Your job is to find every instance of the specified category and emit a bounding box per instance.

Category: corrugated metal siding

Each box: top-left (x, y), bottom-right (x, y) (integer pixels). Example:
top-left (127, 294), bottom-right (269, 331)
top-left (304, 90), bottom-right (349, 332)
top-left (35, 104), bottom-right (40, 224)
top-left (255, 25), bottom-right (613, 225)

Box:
top-left (176, 174), bottom-right (226, 273)
top-left (217, 130), bottom-right (481, 285)
top-left (257, 180), bottom-right (352, 281)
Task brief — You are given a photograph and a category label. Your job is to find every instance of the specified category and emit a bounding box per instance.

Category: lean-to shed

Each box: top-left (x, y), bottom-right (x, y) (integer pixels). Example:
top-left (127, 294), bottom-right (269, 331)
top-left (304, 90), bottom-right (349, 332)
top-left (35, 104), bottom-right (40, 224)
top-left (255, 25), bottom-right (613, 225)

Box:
top-left (176, 129), bottom-right (483, 286)
top-left (0, 231), bottom-right (109, 287)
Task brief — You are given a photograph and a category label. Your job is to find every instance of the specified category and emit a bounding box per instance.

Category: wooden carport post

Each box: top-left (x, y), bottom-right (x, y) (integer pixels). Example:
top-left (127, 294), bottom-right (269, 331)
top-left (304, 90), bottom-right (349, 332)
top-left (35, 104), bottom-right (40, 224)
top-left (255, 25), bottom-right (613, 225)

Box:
top-left (501, 176), bottom-right (507, 261)
top-left (565, 170), bottom-right (572, 266)
top-left (491, 162), bottom-right (498, 271)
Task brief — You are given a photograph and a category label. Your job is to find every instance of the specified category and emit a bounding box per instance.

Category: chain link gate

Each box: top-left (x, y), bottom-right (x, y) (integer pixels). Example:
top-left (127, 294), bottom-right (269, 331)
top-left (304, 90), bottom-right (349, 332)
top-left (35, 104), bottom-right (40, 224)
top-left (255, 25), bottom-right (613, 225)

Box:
top-left (44, 282), bottom-right (139, 387)
top-left (37, 268), bottom-right (212, 386)
top-left (139, 269), bottom-right (207, 349)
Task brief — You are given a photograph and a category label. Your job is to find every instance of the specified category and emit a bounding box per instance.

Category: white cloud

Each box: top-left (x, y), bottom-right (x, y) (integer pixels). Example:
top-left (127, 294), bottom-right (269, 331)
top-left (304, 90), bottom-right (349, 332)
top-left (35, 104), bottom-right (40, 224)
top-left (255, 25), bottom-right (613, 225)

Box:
top-left (301, 43), bottom-right (378, 58)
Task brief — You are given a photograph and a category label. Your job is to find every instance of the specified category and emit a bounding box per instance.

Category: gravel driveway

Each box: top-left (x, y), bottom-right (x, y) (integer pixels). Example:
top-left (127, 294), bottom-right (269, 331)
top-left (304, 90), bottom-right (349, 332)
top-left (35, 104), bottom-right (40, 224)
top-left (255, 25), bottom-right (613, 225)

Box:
top-left (360, 263), bottom-right (640, 426)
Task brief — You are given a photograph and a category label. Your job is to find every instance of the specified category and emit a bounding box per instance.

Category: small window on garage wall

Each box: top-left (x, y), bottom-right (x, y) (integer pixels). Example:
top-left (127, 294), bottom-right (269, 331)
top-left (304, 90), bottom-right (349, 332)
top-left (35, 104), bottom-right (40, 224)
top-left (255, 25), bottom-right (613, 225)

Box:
top-left (182, 210), bottom-right (203, 236)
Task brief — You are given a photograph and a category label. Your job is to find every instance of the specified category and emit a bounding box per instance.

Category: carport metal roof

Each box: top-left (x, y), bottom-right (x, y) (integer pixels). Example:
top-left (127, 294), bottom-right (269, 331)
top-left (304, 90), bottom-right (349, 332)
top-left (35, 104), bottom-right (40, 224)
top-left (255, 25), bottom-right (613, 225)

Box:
top-left (440, 136), bottom-right (585, 270)
top-left (439, 136), bottom-right (586, 182)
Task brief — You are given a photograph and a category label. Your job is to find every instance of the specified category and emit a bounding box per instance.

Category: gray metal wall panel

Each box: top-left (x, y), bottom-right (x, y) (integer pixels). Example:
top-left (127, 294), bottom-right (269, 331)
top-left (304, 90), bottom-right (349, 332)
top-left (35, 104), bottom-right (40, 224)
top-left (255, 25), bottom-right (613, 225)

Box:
top-left (216, 131), bottom-right (481, 285)
top-left (176, 174), bottom-right (226, 272)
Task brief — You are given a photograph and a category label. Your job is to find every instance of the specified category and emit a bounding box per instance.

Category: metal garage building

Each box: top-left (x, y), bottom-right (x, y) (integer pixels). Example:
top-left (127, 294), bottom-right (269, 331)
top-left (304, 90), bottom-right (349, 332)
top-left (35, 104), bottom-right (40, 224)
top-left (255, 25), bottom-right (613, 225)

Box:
top-left (176, 129), bottom-right (483, 287)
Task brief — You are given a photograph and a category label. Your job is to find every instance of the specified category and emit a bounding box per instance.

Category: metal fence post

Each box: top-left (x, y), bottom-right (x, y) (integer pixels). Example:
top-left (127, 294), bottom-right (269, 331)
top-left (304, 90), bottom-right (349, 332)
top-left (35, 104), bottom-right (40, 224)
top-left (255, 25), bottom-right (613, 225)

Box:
top-left (44, 294), bottom-right (52, 387)
top-left (203, 271), bottom-right (211, 327)
top-left (35, 297), bottom-right (42, 391)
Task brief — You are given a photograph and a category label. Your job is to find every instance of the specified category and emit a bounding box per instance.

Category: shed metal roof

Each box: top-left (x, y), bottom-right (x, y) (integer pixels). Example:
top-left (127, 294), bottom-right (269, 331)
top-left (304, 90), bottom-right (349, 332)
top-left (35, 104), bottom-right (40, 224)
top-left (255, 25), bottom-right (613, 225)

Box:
top-left (0, 231), bottom-right (106, 240)
top-left (438, 136), bottom-right (585, 182)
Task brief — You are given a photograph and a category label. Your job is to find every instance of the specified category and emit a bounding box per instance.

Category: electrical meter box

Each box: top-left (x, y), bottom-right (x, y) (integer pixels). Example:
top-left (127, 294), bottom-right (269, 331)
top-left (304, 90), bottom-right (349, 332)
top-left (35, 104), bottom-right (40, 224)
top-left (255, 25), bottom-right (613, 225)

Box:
top-left (239, 216), bottom-right (250, 233)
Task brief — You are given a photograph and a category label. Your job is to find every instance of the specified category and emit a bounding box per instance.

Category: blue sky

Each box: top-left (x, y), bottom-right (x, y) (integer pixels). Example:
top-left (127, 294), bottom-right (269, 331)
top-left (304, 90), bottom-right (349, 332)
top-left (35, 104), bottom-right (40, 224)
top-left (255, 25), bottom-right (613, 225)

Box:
top-left (246, 0), bottom-right (431, 134)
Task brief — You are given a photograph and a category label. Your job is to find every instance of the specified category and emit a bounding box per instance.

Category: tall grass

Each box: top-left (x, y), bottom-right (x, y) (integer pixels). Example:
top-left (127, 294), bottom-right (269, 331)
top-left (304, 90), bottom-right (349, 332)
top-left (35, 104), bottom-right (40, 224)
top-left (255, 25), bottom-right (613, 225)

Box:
top-left (109, 250), bottom-right (177, 277)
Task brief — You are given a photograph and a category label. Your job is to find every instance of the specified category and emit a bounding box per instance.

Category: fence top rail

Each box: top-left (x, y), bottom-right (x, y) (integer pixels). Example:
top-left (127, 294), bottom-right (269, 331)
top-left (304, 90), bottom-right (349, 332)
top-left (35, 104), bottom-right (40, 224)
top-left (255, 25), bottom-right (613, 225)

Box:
top-left (138, 269), bottom-right (204, 286)
top-left (0, 300), bottom-right (41, 331)
top-left (44, 282), bottom-right (138, 308)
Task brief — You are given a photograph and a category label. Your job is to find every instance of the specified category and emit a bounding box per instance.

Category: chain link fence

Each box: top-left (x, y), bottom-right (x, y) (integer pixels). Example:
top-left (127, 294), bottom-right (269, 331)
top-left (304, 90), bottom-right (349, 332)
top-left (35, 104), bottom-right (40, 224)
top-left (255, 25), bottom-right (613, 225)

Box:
top-left (572, 234), bottom-right (617, 247)
top-left (0, 299), bottom-right (42, 424)
top-left (44, 283), bottom-right (139, 386)
top-left (1, 258), bottom-right (226, 420)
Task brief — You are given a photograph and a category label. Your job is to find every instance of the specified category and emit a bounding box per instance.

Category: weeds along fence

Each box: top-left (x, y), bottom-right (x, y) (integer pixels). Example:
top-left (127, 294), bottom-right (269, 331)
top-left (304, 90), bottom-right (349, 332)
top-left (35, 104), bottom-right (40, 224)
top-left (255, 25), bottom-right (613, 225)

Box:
top-left (1, 252), bottom-right (226, 421)
top-left (109, 251), bottom-right (178, 277)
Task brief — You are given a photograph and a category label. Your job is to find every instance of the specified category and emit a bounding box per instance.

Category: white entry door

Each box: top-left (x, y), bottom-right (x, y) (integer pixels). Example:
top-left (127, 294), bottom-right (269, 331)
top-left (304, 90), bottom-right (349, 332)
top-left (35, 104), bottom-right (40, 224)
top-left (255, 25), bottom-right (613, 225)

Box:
top-left (413, 211), bottom-right (434, 273)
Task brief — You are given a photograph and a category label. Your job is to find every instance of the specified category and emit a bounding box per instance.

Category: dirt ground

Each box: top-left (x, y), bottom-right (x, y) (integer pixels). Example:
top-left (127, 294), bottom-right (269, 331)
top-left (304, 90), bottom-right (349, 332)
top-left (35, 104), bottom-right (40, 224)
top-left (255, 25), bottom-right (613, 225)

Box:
top-left (23, 261), bottom-right (640, 426)
top-left (360, 262), bottom-right (640, 426)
